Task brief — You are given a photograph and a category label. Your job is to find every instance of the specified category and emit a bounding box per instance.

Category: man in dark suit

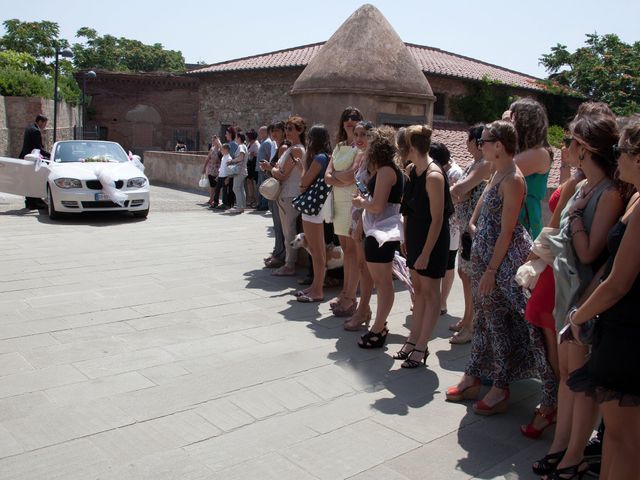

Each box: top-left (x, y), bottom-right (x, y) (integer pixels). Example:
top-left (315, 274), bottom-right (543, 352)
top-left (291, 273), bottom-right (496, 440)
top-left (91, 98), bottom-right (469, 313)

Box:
top-left (19, 114), bottom-right (50, 209)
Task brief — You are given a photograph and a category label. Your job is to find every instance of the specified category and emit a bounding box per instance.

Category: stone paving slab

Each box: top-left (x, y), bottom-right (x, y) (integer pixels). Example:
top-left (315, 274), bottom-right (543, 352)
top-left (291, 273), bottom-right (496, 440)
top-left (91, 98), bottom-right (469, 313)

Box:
top-left (0, 187), bottom-right (546, 479)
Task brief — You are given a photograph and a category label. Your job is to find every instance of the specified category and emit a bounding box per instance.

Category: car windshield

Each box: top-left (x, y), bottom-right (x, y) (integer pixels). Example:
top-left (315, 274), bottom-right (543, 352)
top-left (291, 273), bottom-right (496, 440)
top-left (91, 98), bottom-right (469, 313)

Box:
top-left (53, 141), bottom-right (129, 163)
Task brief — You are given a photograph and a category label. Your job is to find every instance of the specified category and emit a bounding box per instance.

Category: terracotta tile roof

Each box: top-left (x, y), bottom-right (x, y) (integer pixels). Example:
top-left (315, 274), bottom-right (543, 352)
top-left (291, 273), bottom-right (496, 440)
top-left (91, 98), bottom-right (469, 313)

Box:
top-left (188, 42), bottom-right (544, 92)
top-left (433, 125), bottom-right (563, 188)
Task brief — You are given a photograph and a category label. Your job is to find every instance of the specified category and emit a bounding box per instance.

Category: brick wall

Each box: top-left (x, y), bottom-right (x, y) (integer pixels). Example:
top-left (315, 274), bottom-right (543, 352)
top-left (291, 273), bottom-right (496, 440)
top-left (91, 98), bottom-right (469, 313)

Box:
top-left (0, 96), bottom-right (79, 157)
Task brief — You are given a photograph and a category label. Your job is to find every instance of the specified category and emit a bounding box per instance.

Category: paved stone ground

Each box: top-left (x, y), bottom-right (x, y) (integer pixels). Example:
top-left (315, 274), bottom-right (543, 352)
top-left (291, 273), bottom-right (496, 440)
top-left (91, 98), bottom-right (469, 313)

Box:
top-left (0, 186), bottom-right (551, 479)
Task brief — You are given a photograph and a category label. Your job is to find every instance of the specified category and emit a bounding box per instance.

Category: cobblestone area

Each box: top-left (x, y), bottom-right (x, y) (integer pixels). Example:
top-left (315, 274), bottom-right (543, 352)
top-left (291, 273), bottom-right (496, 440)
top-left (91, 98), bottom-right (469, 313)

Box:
top-left (0, 185), bottom-right (547, 479)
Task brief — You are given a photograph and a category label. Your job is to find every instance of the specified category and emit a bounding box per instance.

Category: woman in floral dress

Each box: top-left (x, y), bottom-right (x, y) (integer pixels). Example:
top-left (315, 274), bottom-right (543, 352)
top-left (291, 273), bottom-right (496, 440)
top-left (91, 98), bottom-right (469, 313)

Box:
top-left (446, 120), bottom-right (552, 416)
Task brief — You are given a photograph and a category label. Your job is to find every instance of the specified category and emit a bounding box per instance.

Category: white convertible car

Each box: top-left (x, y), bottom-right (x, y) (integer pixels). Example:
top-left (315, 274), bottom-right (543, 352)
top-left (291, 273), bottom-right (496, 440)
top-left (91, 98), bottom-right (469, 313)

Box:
top-left (0, 140), bottom-right (150, 219)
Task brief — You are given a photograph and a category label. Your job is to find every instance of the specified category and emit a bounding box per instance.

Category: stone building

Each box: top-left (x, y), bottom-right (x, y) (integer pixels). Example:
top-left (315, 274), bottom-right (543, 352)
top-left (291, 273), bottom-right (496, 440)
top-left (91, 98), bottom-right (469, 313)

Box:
top-left (85, 4), bottom-right (572, 184)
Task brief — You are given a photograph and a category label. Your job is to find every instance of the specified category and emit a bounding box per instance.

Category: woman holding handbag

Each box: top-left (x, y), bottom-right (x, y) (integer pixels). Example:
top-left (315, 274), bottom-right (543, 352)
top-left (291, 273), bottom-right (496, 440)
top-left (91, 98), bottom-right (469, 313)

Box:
top-left (270, 116), bottom-right (306, 276)
top-left (227, 132), bottom-right (248, 214)
top-left (293, 124), bottom-right (332, 303)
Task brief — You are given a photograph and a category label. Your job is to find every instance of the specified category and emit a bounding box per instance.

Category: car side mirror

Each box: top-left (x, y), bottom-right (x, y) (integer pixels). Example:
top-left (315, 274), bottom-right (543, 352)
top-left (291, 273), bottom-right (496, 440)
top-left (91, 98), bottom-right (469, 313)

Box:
top-left (24, 153), bottom-right (40, 162)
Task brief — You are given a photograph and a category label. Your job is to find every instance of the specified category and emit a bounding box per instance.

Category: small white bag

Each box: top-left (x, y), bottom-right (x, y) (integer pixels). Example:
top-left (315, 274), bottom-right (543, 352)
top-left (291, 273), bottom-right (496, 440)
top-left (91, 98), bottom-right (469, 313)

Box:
top-left (198, 175), bottom-right (208, 188)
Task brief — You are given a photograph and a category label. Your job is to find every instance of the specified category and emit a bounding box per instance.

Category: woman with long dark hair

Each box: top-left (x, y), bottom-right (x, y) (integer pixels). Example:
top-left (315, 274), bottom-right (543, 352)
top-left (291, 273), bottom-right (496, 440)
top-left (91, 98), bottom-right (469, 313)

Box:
top-left (295, 124), bottom-right (332, 303)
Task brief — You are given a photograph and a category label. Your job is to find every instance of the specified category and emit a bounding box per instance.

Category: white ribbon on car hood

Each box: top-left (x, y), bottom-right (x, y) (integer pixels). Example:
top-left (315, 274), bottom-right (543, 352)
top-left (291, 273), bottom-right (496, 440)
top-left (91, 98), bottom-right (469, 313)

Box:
top-left (91, 164), bottom-right (128, 206)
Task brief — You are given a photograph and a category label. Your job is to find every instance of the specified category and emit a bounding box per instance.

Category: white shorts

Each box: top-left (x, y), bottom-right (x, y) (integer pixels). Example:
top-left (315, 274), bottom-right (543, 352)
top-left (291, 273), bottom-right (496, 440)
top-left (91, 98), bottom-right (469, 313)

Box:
top-left (302, 212), bottom-right (323, 224)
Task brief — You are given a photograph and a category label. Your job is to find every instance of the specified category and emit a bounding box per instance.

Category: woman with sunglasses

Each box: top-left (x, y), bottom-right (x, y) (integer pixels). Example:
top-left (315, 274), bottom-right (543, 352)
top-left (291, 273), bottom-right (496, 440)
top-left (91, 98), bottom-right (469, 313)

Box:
top-left (269, 116), bottom-right (306, 276)
top-left (445, 121), bottom-right (542, 415)
top-left (325, 107), bottom-right (363, 317)
top-left (533, 110), bottom-right (624, 479)
top-left (448, 124), bottom-right (491, 344)
top-left (565, 117), bottom-right (640, 480)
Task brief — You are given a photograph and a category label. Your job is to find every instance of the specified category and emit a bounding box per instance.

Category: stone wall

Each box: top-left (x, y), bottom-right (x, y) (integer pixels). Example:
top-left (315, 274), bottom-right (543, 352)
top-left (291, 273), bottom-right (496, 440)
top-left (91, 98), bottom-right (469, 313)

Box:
top-left (197, 69), bottom-right (302, 145)
top-left (0, 96), bottom-right (79, 157)
top-left (144, 150), bottom-right (208, 192)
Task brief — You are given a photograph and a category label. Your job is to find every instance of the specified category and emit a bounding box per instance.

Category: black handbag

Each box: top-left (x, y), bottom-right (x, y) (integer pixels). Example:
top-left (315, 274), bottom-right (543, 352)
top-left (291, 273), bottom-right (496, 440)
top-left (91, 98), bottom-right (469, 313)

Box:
top-left (292, 176), bottom-right (332, 216)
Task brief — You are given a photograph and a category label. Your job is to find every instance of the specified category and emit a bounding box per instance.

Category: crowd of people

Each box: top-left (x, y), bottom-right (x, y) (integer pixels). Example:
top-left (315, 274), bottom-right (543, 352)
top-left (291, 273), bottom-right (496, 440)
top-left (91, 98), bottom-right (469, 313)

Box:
top-left (201, 102), bottom-right (640, 479)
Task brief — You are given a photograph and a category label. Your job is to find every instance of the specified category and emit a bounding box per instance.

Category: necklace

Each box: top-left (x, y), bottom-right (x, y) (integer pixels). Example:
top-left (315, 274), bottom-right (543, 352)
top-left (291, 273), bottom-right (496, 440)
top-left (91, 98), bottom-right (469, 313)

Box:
top-left (578, 175), bottom-right (606, 200)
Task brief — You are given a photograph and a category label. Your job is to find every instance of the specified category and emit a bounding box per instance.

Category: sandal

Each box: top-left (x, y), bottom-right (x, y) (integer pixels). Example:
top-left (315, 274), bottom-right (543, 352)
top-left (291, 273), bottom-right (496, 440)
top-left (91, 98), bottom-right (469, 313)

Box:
top-left (392, 342), bottom-right (416, 360)
top-left (292, 289), bottom-right (310, 297)
top-left (401, 349), bottom-right (428, 369)
top-left (329, 295), bottom-right (345, 309)
top-left (343, 308), bottom-right (372, 331)
top-left (545, 460), bottom-right (588, 479)
top-left (532, 449), bottom-right (566, 476)
top-left (264, 257), bottom-right (284, 268)
top-left (272, 266), bottom-right (295, 276)
top-left (297, 294), bottom-right (323, 303)
top-left (521, 407), bottom-right (557, 439)
top-left (449, 327), bottom-right (473, 345)
top-left (358, 326), bottom-right (389, 349)
top-left (448, 321), bottom-right (463, 332)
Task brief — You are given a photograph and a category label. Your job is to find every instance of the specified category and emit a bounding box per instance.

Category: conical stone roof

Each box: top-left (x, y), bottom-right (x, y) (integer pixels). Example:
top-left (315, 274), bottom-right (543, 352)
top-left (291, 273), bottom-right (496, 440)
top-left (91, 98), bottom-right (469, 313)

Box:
top-left (291, 4), bottom-right (433, 99)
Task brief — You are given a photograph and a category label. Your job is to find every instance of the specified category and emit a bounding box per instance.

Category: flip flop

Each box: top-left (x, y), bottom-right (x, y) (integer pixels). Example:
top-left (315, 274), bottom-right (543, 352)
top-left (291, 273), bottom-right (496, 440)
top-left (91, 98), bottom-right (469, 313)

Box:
top-left (292, 289), bottom-right (310, 297)
top-left (297, 294), bottom-right (324, 303)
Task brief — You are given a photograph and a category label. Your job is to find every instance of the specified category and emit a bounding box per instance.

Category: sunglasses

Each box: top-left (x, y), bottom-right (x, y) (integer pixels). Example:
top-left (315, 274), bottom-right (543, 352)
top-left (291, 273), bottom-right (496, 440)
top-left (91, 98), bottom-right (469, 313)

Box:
top-left (345, 114), bottom-right (362, 122)
top-left (613, 144), bottom-right (636, 160)
top-left (477, 138), bottom-right (498, 147)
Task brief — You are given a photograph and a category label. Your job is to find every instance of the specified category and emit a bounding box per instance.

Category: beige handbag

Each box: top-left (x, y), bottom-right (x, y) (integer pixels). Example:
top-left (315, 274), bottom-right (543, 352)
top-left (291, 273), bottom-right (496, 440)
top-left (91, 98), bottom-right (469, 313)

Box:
top-left (259, 177), bottom-right (281, 201)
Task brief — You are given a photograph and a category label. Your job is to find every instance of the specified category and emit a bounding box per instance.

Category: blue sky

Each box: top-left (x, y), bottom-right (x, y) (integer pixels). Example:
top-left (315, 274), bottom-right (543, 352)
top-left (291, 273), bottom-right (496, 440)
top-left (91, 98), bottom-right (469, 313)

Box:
top-left (3, 0), bottom-right (639, 78)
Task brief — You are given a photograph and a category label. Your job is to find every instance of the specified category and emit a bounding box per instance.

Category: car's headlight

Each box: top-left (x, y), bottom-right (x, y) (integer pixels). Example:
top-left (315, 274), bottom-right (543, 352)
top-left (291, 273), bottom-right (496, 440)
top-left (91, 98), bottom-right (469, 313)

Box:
top-left (53, 178), bottom-right (82, 189)
top-left (127, 177), bottom-right (147, 188)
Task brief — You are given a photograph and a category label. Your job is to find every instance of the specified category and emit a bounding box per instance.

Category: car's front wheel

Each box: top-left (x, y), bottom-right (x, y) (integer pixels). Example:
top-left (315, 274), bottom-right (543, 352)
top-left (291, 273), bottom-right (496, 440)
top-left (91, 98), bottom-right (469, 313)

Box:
top-left (47, 185), bottom-right (61, 220)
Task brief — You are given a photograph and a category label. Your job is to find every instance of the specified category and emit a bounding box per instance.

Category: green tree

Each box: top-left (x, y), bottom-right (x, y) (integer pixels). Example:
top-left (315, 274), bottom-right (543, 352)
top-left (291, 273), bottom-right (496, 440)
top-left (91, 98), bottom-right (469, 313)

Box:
top-left (540, 33), bottom-right (640, 116)
top-left (73, 27), bottom-right (185, 72)
top-left (0, 19), bottom-right (68, 75)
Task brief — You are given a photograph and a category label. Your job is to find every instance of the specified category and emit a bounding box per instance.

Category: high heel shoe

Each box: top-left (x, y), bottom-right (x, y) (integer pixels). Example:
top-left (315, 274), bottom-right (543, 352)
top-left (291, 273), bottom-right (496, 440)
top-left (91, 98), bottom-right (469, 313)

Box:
top-left (358, 325), bottom-right (389, 349)
top-left (473, 389), bottom-right (510, 416)
top-left (532, 449), bottom-right (566, 475)
top-left (520, 407), bottom-right (557, 439)
top-left (401, 349), bottom-right (429, 368)
top-left (544, 460), bottom-right (588, 479)
top-left (343, 309), bottom-right (372, 331)
top-left (332, 298), bottom-right (357, 317)
top-left (392, 342), bottom-right (416, 360)
top-left (445, 378), bottom-right (481, 402)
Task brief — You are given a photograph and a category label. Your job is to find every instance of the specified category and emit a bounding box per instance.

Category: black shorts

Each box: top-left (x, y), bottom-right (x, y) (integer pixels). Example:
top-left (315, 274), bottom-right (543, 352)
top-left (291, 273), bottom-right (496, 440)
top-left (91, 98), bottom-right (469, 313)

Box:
top-left (447, 249), bottom-right (457, 270)
top-left (207, 175), bottom-right (217, 188)
top-left (364, 236), bottom-right (399, 263)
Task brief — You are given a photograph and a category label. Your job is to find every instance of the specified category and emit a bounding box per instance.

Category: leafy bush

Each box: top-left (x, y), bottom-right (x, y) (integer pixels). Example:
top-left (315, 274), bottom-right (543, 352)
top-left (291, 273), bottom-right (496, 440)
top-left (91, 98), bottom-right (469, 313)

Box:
top-left (450, 77), bottom-right (512, 124)
top-left (547, 125), bottom-right (565, 149)
top-left (0, 66), bottom-right (52, 97)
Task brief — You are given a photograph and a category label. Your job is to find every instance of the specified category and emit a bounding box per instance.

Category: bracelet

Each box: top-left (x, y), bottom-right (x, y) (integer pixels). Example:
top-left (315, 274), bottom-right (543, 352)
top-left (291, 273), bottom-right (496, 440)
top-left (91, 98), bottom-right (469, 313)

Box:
top-left (568, 307), bottom-right (580, 327)
top-left (486, 265), bottom-right (498, 273)
top-left (571, 228), bottom-right (587, 237)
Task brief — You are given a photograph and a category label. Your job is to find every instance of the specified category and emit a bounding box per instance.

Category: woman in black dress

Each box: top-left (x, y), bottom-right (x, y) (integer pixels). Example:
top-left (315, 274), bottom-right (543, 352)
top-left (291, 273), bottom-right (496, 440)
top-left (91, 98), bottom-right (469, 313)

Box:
top-left (396, 125), bottom-right (453, 367)
top-left (566, 117), bottom-right (640, 480)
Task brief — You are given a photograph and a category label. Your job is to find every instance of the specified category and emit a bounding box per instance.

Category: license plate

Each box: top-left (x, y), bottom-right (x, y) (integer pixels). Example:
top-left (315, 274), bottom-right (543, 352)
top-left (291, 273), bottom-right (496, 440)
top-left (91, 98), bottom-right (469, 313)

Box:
top-left (95, 193), bottom-right (110, 201)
